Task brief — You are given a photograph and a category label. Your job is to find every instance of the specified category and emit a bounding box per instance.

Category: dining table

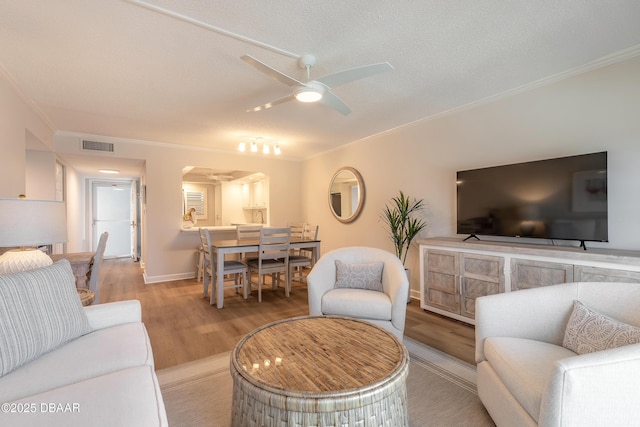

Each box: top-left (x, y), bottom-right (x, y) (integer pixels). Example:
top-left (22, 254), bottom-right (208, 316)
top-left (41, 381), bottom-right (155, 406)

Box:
top-left (50, 251), bottom-right (96, 288)
top-left (209, 237), bottom-right (321, 309)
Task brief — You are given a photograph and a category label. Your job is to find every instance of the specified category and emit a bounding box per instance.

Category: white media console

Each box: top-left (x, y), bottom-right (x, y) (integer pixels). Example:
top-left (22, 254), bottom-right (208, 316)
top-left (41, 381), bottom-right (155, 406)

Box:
top-left (418, 237), bottom-right (640, 325)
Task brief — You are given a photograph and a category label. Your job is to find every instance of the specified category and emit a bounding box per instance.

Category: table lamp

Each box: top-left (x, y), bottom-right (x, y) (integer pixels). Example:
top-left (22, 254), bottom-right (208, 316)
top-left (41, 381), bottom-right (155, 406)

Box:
top-left (0, 199), bottom-right (67, 273)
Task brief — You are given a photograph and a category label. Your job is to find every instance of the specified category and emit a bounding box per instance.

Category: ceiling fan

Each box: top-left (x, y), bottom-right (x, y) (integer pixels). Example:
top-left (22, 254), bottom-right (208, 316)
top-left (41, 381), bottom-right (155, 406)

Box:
top-left (241, 54), bottom-right (393, 115)
top-left (202, 170), bottom-right (234, 181)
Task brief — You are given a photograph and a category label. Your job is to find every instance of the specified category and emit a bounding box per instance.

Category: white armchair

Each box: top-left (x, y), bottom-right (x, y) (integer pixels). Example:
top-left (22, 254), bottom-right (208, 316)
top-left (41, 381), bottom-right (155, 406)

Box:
top-left (475, 281), bottom-right (640, 427)
top-left (307, 246), bottom-right (409, 339)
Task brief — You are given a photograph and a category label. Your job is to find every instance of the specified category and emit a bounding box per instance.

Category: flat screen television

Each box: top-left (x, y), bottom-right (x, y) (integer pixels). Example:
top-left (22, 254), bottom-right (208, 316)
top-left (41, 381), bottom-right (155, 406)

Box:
top-left (456, 152), bottom-right (607, 246)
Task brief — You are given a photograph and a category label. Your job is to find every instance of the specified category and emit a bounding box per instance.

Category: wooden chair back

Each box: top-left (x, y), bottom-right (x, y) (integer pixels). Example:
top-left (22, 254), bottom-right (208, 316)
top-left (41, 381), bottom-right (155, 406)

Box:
top-left (89, 232), bottom-right (109, 304)
top-left (304, 224), bottom-right (319, 240)
top-left (236, 225), bottom-right (262, 241)
top-left (288, 223), bottom-right (306, 240)
top-left (258, 227), bottom-right (291, 263)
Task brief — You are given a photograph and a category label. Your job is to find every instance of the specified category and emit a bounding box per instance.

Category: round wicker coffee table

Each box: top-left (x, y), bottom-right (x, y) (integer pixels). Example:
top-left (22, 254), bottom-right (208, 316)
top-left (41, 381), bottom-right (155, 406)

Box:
top-left (230, 316), bottom-right (409, 427)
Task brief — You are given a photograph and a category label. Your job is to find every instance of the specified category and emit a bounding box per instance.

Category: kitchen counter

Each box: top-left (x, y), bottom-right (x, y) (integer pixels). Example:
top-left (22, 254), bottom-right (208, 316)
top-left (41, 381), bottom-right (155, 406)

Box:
top-left (180, 224), bottom-right (266, 232)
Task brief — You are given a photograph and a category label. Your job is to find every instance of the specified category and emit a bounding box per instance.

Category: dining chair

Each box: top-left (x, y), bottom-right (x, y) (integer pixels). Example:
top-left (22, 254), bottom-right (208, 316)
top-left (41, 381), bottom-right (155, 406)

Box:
top-left (246, 227), bottom-right (291, 302)
top-left (236, 224), bottom-right (263, 240)
top-left (88, 231), bottom-right (109, 304)
top-left (289, 224), bottom-right (319, 284)
top-left (288, 222), bottom-right (306, 240)
top-left (195, 244), bottom-right (205, 282)
top-left (236, 224), bottom-right (262, 261)
top-left (199, 228), bottom-right (248, 306)
top-left (287, 222), bottom-right (308, 258)
top-left (303, 224), bottom-right (319, 250)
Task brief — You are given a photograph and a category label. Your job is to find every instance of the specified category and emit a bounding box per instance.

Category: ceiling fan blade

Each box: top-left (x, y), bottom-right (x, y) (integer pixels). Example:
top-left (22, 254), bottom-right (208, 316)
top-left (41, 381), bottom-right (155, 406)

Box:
top-left (320, 90), bottom-right (351, 116)
top-left (315, 62), bottom-right (393, 88)
top-left (241, 55), bottom-right (304, 88)
top-left (246, 94), bottom-right (296, 113)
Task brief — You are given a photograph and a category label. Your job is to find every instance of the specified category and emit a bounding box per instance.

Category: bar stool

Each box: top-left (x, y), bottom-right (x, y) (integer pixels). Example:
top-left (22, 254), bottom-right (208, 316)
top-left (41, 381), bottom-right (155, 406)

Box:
top-left (196, 245), bottom-right (204, 282)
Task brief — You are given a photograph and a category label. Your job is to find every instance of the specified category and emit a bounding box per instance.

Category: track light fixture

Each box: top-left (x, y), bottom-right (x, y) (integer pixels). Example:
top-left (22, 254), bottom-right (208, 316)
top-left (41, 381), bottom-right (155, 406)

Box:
top-left (239, 139), bottom-right (282, 155)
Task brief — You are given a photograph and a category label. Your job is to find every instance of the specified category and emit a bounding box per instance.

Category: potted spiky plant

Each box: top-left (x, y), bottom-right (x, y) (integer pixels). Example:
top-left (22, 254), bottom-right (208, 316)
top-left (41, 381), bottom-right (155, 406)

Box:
top-left (380, 191), bottom-right (427, 302)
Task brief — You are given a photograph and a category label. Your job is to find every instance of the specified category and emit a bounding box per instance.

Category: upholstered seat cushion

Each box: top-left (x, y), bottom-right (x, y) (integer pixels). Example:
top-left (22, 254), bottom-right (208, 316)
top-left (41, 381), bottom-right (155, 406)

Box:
top-left (484, 337), bottom-right (577, 422)
top-left (246, 259), bottom-right (285, 267)
top-left (0, 322), bottom-right (154, 403)
top-left (321, 288), bottom-right (392, 321)
top-left (5, 365), bottom-right (166, 427)
top-left (222, 260), bottom-right (247, 270)
top-left (289, 255), bottom-right (312, 264)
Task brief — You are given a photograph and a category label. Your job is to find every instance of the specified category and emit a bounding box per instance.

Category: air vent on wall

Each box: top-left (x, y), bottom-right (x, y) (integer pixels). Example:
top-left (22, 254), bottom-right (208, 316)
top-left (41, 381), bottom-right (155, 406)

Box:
top-left (82, 140), bottom-right (114, 152)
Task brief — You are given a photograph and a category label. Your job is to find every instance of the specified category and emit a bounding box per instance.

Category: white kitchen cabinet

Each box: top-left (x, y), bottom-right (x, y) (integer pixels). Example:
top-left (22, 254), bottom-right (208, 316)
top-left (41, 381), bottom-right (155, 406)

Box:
top-left (241, 182), bottom-right (251, 208)
top-left (252, 179), bottom-right (265, 208)
top-left (242, 178), bottom-right (268, 209)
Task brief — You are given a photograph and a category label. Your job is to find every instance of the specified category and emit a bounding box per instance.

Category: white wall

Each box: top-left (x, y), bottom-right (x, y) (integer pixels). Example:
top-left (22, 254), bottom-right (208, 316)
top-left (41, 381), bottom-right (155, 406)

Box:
top-left (63, 165), bottom-right (85, 252)
top-left (3, 54), bottom-right (639, 291)
top-left (303, 55), bottom-right (640, 297)
top-left (0, 74), bottom-right (84, 253)
top-left (54, 134), bottom-right (303, 283)
top-left (0, 75), bottom-right (55, 198)
top-left (220, 181), bottom-right (245, 225)
top-left (25, 150), bottom-right (56, 199)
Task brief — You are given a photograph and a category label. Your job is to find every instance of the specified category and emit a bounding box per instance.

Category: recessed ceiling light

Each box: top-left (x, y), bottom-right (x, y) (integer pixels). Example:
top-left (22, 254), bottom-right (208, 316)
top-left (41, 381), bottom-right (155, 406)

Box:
top-left (99, 169), bottom-right (120, 174)
top-left (295, 88), bottom-right (323, 103)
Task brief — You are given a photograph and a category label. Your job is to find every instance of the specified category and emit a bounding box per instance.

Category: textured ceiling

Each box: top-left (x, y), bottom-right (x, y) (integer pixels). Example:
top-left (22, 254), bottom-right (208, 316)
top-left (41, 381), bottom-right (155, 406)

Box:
top-left (2, 0), bottom-right (640, 169)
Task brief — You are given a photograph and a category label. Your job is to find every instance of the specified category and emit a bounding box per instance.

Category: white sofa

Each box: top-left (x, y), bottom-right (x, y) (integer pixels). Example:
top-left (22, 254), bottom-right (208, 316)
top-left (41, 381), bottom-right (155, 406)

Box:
top-left (307, 246), bottom-right (409, 339)
top-left (0, 260), bottom-right (167, 427)
top-left (475, 281), bottom-right (640, 427)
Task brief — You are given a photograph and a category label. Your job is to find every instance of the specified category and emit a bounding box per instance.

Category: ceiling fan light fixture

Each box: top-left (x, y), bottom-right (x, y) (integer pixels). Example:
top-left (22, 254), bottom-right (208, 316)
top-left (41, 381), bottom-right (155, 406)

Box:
top-left (274, 145), bottom-right (281, 155)
top-left (263, 144), bottom-right (270, 154)
top-left (295, 88), bottom-right (323, 103)
top-left (250, 142), bottom-right (258, 152)
top-left (238, 142), bottom-right (246, 152)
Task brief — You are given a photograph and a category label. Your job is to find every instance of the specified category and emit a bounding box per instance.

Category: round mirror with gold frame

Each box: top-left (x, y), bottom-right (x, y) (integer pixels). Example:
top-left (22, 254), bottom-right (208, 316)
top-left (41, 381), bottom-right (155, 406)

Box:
top-left (329, 167), bottom-right (365, 223)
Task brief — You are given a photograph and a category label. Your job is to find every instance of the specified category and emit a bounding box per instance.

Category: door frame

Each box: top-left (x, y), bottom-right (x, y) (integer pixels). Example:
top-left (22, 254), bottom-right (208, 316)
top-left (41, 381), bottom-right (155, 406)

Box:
top-left (88, 178), bottom-right (137, 258)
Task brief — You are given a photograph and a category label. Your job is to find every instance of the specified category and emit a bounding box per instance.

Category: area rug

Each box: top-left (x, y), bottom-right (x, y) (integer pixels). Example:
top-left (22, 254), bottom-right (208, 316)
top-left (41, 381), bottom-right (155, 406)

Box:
top-left (157, 337), bottom-right (495, 426)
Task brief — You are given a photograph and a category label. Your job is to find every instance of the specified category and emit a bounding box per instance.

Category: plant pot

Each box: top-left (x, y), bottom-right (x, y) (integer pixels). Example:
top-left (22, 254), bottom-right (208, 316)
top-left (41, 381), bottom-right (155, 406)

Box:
top-left (405, 268), bottom-right (411, 304)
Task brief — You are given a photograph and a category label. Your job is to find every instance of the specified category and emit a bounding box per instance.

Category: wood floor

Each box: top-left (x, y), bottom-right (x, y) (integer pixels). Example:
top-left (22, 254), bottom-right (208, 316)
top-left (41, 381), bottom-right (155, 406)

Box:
top-left (100, 258), bottom-right (476, 370)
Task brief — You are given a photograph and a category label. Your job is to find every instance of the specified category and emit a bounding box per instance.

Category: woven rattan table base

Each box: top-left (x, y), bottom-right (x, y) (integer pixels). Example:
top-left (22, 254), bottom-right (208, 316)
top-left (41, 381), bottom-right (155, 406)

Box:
top-left (230, 316), bottom-right (409, 427)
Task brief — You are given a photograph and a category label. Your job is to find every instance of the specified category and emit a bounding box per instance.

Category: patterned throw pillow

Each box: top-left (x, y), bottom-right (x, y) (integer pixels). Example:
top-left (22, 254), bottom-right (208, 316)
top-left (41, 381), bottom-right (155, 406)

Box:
top-left (563, 300), bottom-right (640, 355)
top-left (334, 260), bottom-right (384, 292)
top-left (0, 260), bottom-right (92, 377)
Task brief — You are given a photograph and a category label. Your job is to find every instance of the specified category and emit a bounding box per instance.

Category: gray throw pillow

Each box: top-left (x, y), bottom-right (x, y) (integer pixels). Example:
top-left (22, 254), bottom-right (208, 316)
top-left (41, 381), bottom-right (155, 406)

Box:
top-left (563, 300), bottom-right (640, 355)
top-left (334, 260), bottom-right (384, 292)
top-left (0, 259), bottom-right (92, 377)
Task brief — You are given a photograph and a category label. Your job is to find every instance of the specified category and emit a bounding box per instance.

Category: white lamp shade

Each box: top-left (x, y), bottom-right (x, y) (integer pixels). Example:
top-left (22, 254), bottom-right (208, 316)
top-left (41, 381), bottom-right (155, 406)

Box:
top-left (0, 199), bottom-right (67, 247)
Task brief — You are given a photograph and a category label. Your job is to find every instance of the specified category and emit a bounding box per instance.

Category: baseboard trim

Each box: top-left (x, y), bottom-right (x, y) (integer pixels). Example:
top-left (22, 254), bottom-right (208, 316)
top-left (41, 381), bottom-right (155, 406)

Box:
top-left (144, 271), bottom-right (195, 284)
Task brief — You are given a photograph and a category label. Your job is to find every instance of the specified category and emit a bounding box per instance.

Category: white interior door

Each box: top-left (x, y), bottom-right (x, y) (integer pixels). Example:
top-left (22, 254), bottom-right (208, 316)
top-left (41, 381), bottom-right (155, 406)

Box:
top-left (93, 181), bottom-right (132, 258)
